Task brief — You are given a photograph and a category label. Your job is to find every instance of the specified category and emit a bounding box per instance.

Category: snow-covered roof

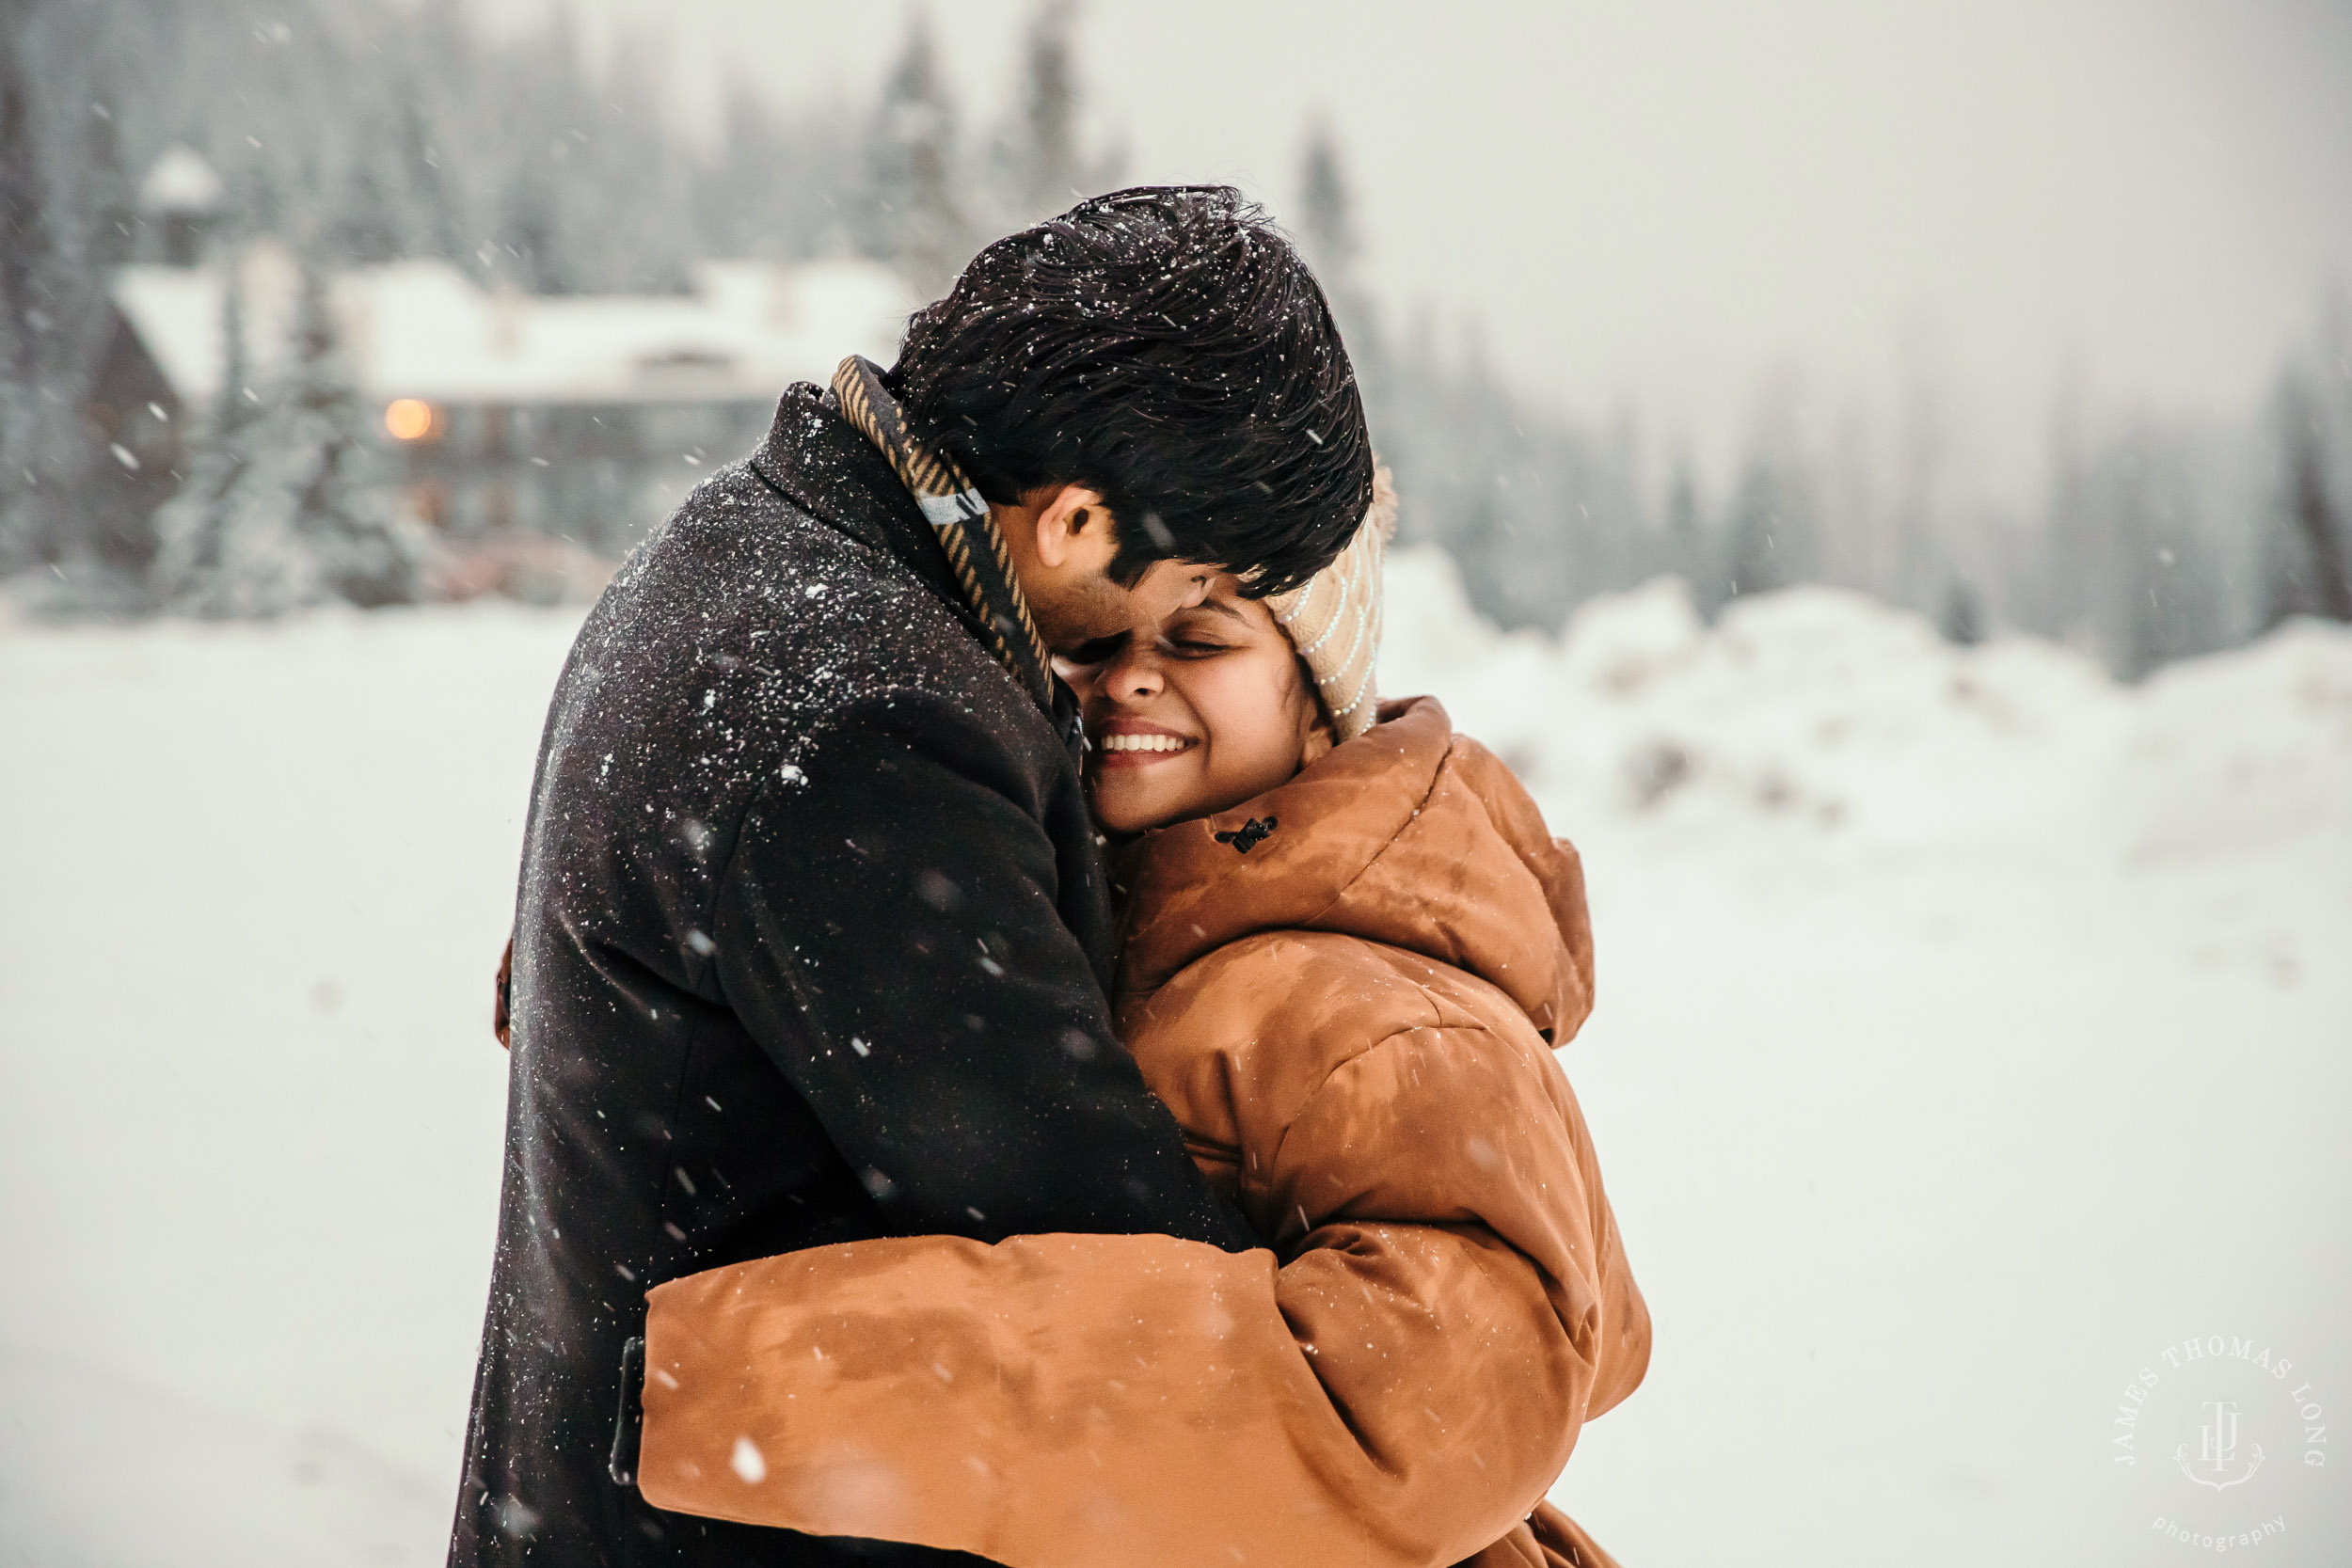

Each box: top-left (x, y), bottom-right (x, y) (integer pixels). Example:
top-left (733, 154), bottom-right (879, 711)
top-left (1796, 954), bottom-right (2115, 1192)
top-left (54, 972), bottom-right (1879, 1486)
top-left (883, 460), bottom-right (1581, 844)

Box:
top-left (109, 248), bottom-right (917, 408)
top-left (139, 145), bottom-right (225, 214)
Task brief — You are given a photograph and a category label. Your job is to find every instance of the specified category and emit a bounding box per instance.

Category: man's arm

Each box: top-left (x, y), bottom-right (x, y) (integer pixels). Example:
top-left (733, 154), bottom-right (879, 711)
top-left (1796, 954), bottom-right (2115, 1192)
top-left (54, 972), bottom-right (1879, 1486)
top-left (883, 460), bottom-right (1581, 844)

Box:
top-left (710, 689), bottom-right (1252, 1248)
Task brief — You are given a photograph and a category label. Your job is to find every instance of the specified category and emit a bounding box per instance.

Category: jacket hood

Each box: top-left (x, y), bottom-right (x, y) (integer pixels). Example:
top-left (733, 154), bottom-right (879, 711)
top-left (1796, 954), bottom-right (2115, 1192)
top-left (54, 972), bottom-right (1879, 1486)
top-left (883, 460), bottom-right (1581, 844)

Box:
top-left (1114, 696), bottom-right (1596, 1044)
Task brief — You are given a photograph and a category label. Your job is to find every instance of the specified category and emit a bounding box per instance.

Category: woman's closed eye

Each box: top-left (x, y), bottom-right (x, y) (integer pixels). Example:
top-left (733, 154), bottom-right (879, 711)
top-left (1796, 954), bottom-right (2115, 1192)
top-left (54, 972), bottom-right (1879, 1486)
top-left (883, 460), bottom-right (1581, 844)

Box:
top-left (1157, 610), bottom-right (1242, 657)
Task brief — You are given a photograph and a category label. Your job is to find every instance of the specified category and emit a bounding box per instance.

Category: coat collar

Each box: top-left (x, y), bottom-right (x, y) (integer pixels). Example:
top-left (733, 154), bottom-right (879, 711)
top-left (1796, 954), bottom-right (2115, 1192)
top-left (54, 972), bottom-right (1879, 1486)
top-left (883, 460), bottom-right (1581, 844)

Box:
top-left (747, 383), bottom-right (1089, 753)
top-left (749, 383), bottom-right (985, 645)
top-left (1111, 695), bottom-right (1596, 1044)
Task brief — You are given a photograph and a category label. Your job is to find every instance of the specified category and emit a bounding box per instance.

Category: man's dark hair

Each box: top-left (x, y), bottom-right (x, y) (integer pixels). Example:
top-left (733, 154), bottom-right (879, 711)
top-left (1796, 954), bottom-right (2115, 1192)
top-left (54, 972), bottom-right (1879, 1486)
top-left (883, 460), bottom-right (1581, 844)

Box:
top-left (886, 186), bottom-right (1374, 597)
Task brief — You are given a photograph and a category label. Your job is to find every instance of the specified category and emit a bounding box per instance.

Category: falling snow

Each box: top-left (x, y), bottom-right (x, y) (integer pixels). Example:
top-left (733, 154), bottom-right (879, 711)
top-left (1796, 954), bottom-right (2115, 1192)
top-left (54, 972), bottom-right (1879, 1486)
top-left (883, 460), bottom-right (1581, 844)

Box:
top-left (0, 565), bottom-right (2346, 1562)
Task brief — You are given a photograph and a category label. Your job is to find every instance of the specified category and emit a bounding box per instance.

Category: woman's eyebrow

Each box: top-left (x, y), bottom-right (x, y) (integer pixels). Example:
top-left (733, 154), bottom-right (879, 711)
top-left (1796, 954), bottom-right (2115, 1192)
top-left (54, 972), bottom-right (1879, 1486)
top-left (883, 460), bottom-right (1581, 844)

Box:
top-left (1193, 598), bottom-right (1248, 623)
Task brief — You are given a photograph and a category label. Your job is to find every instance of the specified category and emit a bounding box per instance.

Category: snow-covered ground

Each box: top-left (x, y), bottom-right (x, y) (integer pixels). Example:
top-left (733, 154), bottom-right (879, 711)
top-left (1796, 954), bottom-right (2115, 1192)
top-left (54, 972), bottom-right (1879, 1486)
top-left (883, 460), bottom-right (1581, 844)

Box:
top-left (3, 554), bottom-right (2347, 1565)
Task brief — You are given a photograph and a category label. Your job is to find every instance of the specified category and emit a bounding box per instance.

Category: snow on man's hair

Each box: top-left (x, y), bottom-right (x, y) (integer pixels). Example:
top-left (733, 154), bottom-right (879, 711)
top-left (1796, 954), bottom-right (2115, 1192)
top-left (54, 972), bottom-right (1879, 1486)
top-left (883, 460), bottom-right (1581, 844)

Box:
top-left (887, 186), bottom-right (1374, 598)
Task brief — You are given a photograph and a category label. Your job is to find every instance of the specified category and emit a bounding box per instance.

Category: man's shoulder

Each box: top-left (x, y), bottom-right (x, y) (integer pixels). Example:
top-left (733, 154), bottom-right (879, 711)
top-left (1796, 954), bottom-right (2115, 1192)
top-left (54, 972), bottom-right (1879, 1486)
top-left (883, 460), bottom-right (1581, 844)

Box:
top-left (586, 466), bottom-right (1030, 741)
top-left (537, 460), bottom-right (1063, 854)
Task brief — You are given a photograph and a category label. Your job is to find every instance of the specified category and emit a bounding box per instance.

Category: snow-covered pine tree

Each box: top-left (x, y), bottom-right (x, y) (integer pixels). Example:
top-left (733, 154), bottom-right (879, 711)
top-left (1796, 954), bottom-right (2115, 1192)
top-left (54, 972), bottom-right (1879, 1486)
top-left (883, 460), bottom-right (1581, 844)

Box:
top-left (1939, 579), bottom-right (1986, 645)
top-left (147, 251), bottom-right (255, 608)
top-left (1014, 0), bottom-right (1080, 217)
top-left (1296, 121), bottom-right (1361, 308)
top-left (0, 0), bottom-right (135, 582)
top-left (985, 0), bottom-right (1120, 232)
top-left (2083, 420), bottom-right (2228, 678)
top-left (1722, 392), bottom-right (1820, 604)
top-left (1293, 118), bottom-right (1388, 406)
top-left (865, 12), bottom-right (968, 300)
top-left (1293, 119), bottom-right (1389, 446)
top-left (0, 4), bottom-right (48, 575)
top-left (1661, 456), bottom-right (1711, 607)
top-left (1887, 347), bottom-right (1949, 616)
top-left (151, 253), bottom-right (422, 617)
top-left (2260, 373), bottom-right (2352, 628)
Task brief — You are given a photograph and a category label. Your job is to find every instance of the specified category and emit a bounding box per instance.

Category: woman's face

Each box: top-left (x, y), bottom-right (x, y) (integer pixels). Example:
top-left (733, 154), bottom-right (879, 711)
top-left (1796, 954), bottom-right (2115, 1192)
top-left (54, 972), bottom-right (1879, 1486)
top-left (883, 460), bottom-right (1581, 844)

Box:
top-left (1064, 575), bottom-right (1333, 834)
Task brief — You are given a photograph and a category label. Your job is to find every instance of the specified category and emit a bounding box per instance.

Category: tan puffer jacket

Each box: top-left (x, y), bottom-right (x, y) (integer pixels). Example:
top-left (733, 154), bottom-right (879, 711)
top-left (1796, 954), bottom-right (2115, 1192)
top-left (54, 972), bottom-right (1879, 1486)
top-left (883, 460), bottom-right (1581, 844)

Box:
top-left (636, 696), bottom-right (1650, 1567)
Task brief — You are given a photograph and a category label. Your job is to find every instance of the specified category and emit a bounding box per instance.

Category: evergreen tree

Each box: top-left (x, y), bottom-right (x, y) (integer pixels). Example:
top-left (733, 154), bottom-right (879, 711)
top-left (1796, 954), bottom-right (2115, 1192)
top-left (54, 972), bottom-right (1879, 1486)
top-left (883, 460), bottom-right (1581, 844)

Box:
top-left (151, 255), bottom-right (422, 616)
top-left (2033, 372), bottom-right (2095, 642)
top-left (2086, 423), bottom-right (2227, 678)
top-left (84, 97), bottom-right (134, 268)
top-left (0, 0), bottom-right (151, 581)
top-left (0, 1), bottom-right (52, 572)
top-left (697, 84), bottom-right (833, 261)
top-left (978, 2), bottom-right (1121, 237)
top-left (865, 12), bottom-right (968, 299)
top-left (1938, 579), bottom-right (1985, 645)
top-left (1722, 442), bottom-right (1816, 602)
top-left (1013, 0), bottom-right (1081, 216)
top-left (1296, 121), bottom-right (1360, 296)
top-left (2260, 374), bottom-right (2352, 626)
top-left (1292, 119), bottom-right (1384, 404)
top-left (149, 260), bottom-right (256, 607)
top-left (327, 128), bottom-right (400, 264)
top-left (497, 166), bottom-right (567, 295)
top-left (1885, 332), bottom-right (1952, 613)
top-left (559, 26), bottom-right (693, 293)
top-left (1662, 455), bottom-right (1713, 610)
top-left (1721, 458), bottom-right (1789, 601)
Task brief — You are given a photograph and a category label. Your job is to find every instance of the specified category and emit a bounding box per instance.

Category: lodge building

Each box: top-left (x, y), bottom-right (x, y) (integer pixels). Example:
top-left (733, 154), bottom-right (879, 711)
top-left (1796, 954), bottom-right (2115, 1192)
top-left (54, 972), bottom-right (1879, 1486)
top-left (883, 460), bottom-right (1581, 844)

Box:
top-left (91, 156), bottom-right (915, 566)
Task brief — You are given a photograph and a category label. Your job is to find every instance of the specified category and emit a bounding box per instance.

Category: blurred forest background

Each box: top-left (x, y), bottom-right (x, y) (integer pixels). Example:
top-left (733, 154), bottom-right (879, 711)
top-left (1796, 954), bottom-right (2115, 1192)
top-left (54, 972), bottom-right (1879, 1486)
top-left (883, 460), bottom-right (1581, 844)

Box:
top-left (4, 0), bottom-right (2350, 674)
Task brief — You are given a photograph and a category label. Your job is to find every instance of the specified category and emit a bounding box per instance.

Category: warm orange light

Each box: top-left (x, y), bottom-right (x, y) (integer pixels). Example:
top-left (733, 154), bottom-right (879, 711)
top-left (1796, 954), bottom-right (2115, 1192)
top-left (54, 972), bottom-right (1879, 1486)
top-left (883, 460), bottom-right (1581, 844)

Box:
top-left (384, 398), bottom-right (436, 440)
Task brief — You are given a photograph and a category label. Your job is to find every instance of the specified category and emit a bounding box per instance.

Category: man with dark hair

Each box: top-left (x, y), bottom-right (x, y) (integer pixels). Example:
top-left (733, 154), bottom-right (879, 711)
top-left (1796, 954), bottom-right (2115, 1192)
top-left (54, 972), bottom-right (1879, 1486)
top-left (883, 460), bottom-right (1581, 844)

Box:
top-left (892, 186), bottom-right (1369, 603)
top-left (450, 187), bottom-right (1373, 1567)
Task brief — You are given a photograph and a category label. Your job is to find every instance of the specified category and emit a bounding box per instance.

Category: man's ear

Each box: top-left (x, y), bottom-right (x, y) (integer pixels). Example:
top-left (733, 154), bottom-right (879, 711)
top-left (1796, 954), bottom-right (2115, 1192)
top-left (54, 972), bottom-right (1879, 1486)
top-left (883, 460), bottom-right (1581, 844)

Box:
top-left (1029, 484), bottom-right (1115, 571)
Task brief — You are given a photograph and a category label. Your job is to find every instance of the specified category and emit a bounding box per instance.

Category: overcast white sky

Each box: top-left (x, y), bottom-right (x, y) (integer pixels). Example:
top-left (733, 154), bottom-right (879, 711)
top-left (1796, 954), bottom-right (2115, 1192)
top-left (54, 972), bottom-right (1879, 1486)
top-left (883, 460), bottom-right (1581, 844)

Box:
top-left (486, 0), bottom-right (2352, 499)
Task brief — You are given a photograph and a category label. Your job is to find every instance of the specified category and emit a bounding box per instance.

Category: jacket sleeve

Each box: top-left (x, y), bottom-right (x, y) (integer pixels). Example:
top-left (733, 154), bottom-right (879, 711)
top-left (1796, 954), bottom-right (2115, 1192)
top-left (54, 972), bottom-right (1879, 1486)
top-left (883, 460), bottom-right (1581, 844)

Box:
top-left (634, 1023), bottom-right (1649, 1568)
top-left (709, 690), bottom-right (1251, 1249)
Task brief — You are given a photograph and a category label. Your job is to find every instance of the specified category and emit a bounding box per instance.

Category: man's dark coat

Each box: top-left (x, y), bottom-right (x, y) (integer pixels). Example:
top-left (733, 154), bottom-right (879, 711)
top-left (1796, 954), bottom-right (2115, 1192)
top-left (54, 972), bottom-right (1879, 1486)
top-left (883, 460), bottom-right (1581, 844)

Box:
top-left (449, 386), bottom-right (1251, 1566)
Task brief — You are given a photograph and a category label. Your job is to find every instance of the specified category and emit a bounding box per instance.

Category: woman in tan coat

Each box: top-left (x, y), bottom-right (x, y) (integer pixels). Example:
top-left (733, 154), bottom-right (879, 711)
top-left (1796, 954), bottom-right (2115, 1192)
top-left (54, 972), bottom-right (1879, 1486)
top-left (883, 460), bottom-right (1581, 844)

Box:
top-left (632, 484), bottom-right (1649, 1567)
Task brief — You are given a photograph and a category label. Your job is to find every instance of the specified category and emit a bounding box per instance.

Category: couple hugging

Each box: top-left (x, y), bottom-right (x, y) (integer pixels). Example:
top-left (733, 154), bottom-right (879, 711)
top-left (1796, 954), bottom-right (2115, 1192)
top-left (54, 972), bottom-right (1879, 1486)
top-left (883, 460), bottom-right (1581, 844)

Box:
top-left (452, 187), bottom-right (1647, 1568)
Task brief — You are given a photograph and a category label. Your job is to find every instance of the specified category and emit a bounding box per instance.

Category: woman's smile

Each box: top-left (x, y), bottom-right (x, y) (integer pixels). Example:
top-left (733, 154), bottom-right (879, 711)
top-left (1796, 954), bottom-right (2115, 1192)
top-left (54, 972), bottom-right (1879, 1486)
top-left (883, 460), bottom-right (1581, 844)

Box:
top-left (1066, 575), bottom-right (1331, 831)
top-left (1094, 721), bottom-right (1200, 765)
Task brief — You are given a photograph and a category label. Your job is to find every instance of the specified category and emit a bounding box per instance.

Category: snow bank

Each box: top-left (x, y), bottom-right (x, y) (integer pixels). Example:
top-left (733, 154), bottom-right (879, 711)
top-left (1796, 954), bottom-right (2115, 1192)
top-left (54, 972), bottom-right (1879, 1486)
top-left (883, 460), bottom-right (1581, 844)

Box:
top-left (1385, 545), bottom-right (2352, 864)
top-left (2, 580), bottom-right (2347, 1564)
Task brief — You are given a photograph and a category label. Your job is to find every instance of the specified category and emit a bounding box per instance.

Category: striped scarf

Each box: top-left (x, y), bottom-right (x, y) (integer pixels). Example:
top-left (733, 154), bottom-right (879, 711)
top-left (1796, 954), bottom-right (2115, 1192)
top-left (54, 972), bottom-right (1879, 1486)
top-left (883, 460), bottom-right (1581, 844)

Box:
top-left (831, 355), bottom-right (1057, 716)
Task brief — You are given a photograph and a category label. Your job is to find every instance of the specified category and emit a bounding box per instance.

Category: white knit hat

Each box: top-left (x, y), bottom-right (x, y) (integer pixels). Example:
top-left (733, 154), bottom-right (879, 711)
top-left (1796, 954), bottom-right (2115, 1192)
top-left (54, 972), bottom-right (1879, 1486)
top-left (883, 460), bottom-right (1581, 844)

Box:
top-left (1266, 462), bottom-right (1396, 742)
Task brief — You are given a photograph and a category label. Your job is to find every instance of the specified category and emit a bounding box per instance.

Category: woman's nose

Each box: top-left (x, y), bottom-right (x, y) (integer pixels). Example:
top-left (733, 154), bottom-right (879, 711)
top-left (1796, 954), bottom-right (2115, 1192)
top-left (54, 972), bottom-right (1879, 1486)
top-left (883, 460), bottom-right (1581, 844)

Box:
top-left (1103, 645), bottom-right (1165, 702)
